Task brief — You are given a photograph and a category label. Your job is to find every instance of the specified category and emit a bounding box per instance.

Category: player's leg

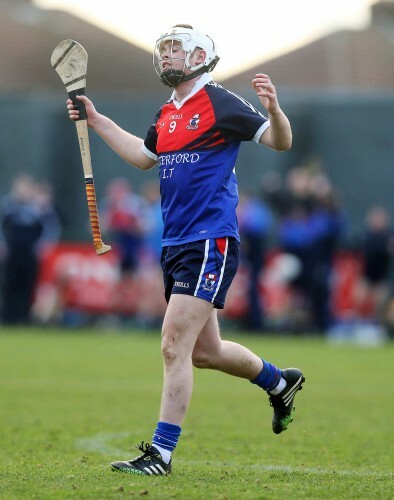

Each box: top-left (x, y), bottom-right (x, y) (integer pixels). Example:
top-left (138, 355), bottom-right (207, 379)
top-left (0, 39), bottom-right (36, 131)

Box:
top-left (111, 294), bottom-right (213, 475)
top-left (192, 309), bottom-right (305, 434)
top-left (192, 309), bottom-right (263, 378)
top-left (159, 294), bottom-right (214, 425)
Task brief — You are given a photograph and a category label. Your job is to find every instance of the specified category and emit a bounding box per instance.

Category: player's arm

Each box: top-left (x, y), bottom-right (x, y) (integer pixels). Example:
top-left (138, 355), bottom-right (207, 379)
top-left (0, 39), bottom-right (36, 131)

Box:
top-left (67, 95), bottom-right (157, 171)
top-left (252, 73), bottom-right (292, 152)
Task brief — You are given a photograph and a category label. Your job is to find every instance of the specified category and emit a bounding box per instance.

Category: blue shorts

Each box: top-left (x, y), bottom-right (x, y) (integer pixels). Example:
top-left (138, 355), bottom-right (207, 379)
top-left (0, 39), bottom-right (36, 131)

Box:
top-left (161, 237), bottom-right (239, 309)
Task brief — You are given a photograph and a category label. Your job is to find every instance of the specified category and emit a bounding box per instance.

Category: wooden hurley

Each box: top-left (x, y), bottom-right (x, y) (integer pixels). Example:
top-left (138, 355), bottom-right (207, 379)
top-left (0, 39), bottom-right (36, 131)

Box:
top-left (51, 39), bottom-right (111, 256)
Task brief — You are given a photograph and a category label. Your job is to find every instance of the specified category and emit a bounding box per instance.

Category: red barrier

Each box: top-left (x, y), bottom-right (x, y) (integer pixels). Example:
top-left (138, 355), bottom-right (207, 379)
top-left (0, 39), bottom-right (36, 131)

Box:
top-left (36, 243), bottom-right (118, 313)
top-left (34, 244), bottom-right (372, 323)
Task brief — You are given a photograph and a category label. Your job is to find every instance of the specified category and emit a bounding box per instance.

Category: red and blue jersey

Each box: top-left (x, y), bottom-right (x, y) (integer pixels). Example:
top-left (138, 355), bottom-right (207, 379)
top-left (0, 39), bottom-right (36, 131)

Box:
top-left (143, 74), bottom-right (270, 246)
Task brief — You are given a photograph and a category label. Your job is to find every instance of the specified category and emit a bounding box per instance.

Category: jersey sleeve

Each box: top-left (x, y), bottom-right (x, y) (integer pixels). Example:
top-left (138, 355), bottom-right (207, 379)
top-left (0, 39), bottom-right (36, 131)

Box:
top-left (207, 84), bottom-right (270, 143)
top-left (143, 108), bottom-right (163, 159)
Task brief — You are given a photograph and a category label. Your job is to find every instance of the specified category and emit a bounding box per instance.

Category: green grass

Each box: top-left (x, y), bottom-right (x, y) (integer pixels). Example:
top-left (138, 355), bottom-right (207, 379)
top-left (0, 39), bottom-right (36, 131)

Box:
top-left (0, 327), bottom-right (392, 499)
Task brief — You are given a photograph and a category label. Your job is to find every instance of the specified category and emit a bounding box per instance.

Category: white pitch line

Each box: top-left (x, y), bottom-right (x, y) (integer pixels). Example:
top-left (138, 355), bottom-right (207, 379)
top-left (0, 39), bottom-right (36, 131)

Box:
top-left (75, 433), bottom-right (392, 479)
top-left (180, 461), bottom-right (393, 478)
top-left (75, 431), bottom-right (132, 455)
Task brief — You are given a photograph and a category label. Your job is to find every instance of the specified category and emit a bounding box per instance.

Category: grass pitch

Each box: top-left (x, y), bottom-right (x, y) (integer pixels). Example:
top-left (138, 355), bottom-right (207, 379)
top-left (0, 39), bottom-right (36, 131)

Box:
top-left (0, 327), bottom-right (392, 499)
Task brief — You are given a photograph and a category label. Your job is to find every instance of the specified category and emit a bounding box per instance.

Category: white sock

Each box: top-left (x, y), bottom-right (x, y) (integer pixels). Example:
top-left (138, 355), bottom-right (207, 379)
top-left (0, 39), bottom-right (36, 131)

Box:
top-left (152, 444), bottom-right (172, 464)
top-left (269, 377), bottom-right (287, 395)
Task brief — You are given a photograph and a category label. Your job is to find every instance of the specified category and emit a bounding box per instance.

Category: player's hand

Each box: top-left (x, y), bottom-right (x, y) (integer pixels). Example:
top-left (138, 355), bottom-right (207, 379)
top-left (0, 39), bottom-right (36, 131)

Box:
top-left (66, 95), bottom-right (99, 128)
top-left (252, 73), bottom-right (280, 115)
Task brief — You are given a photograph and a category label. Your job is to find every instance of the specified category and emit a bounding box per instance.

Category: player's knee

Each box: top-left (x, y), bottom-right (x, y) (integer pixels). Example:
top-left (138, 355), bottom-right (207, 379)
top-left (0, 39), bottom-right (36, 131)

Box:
top-left (161, 334), bottom-right (177, 364)
top-left (161, 323), bottom-right (183, 364)
top-left (192, 348), bottom-right (214, 369)
top-left (191, 353), bottom-right (206, 368)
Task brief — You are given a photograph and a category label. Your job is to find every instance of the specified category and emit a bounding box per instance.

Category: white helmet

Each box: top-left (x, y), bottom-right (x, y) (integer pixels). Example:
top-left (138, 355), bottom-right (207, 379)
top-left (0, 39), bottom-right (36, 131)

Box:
top-left (153, 24), bottom-right (220, 87)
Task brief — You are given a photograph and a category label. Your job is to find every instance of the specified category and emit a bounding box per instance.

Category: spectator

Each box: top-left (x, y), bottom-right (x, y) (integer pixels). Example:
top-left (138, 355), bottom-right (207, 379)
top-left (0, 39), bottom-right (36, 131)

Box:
top-left (34, 181), bottom-right (62, 248)
top-left (99, 178), bottom-right (147, 320)
top-left (307, 173), bottom-right (346, 331)
top-left (238, 190), bottom-right (273, 330)
top-left (0, 174), bottom-right (47, 324)
top-left (276, 168), bottom-right (316, 331)
top-left (355, 205), bottom-right (394, 322)
top-left (29, 181), bottom-right (62, 326)
top-left (101, 178), bottom-right (147, 275)
top-left (268, 167), bottom-right (345, 332)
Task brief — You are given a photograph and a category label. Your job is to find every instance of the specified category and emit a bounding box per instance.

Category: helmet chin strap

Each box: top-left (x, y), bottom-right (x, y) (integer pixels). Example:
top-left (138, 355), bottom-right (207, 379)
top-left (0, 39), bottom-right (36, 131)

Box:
top-left (160, 56), bottom-right (220, 87)
top-left (160, 66), bottom-right (205, 87)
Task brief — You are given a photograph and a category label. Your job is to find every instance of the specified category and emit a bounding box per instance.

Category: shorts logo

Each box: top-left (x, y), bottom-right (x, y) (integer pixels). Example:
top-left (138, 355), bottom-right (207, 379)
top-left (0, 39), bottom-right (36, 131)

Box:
top-left (186, 114), bottom-right (200, 130)
top-left (174, 281), bottom-right (190, 288)
top-left (202, 273), bottom-right (217, 292)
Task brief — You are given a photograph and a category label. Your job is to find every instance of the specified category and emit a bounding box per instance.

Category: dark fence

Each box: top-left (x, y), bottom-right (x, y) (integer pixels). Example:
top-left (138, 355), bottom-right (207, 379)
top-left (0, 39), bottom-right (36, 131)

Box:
top-left (1, 88), bottom-right (393, 240)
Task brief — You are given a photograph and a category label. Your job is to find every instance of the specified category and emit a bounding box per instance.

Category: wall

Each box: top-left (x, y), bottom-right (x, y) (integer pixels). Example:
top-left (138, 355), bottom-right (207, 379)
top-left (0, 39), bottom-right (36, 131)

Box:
top-left (0, 88), bottom-right (393, 240)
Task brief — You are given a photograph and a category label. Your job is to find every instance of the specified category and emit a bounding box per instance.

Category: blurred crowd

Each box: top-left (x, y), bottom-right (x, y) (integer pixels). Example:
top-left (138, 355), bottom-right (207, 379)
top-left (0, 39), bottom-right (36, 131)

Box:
top-left (238, 166), bottom-right (394, 339)
top-left (244, 166), bottom-right (347, 333)
top-left (0, 173), bottom-right (60, 325)
top-left (1, 167), bottom-right (394, 339)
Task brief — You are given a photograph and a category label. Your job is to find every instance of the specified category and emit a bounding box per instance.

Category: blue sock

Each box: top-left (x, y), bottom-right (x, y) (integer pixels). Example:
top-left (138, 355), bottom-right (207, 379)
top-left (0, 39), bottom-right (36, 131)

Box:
top-left (251, 359), bottom-right (282, 392)
top-left (152, 421), bottom-right (181, 455)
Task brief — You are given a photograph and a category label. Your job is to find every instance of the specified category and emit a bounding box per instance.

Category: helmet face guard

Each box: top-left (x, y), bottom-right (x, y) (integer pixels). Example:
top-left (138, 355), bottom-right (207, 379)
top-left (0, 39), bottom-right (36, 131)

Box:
top-left (153, 26), bottom-right (220, 87)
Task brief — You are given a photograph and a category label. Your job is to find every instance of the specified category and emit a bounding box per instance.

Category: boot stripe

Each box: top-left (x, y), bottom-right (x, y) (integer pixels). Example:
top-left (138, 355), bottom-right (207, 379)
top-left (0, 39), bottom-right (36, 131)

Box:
top-left (144, 464), bottom-right (166, 475)
top-left (283, 380), bottom-right (301, 401)
top-left (150, 465), bottom-right (160, 475)
top-left (155, 464), bottom-right (166, 474)
top-left (282, 376), bottom-right (303, 405)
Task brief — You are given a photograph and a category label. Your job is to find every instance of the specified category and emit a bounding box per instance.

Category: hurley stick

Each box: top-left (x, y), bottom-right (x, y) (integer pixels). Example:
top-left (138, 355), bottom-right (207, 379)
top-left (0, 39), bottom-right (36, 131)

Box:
top-left (51, 39), bottom-right (111, 255)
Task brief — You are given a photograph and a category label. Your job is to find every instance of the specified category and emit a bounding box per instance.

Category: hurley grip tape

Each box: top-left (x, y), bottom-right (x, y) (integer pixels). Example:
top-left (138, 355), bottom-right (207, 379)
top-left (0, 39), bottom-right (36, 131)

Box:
top-left (68, 88), bottom-right (87, 120)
